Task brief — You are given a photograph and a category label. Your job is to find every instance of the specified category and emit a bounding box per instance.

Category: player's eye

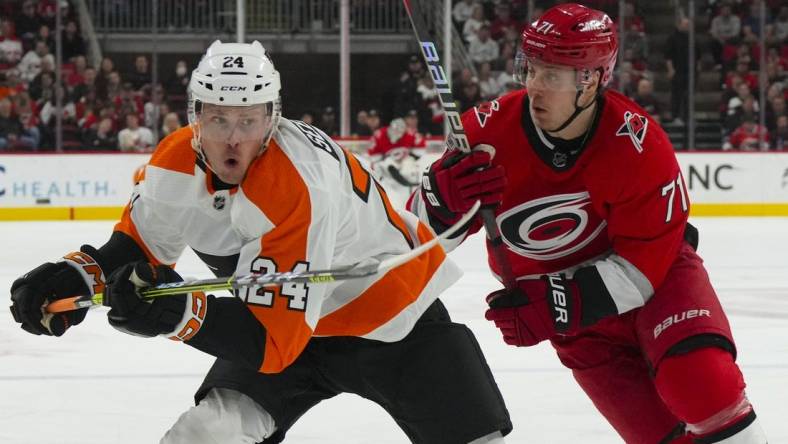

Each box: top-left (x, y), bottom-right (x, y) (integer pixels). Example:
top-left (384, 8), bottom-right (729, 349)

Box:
top-left (210, 116), bottom-right (227, 125)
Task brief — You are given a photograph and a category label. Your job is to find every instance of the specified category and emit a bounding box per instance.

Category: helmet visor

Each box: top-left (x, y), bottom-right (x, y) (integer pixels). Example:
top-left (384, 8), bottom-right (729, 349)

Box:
top-left (194, 102), bottom-right (273, 144)
top-left (515, 51), bottom-right (588, 93)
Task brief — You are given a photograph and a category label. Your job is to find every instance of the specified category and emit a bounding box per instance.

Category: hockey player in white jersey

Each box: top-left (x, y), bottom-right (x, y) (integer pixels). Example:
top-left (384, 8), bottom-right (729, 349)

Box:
top-left (9, 41), bottom-right (512, 443)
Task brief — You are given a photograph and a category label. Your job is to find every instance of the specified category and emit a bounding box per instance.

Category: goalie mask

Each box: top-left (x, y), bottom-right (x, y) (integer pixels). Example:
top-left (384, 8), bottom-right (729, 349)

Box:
top-left (187, 40), bottom-right (282, 169)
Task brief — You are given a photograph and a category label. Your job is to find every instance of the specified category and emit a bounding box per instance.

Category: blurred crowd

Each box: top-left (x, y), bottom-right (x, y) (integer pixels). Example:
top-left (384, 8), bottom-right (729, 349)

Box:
top-left (0, 0), bottom-right (785, 152)
top-left (0, 0), bottom-right (189, 152)
top-left (703, 1), bottom-right (787, 150)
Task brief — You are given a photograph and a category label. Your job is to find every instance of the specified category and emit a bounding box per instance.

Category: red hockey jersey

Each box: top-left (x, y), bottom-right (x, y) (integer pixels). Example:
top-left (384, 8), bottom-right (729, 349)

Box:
top-left (409, 89), bottom-right (689, 314)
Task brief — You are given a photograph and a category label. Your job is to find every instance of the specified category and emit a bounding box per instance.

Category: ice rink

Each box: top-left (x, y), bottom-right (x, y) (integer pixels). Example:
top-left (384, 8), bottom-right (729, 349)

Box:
top-left (1, 217), bottom-right (786, 443)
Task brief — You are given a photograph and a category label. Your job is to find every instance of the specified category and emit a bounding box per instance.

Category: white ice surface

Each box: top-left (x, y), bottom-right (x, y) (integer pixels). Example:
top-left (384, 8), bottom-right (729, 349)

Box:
top-left (0, 218), bottom-right (786, 443)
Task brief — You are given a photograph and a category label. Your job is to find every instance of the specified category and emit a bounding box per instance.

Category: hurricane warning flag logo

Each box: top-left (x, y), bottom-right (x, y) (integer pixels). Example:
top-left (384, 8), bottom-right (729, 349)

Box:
top-left (474, 100), bottom-right (500, 127)
top-left (616, 111), bottom-right (648, 153)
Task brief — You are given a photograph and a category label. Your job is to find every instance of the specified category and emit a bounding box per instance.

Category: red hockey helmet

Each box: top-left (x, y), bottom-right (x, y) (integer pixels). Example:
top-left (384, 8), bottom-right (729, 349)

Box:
top-left (516, 3), bottom-right (618, 88)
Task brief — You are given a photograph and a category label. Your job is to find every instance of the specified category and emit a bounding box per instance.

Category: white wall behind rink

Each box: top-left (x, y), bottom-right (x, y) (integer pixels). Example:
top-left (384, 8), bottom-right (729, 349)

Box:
top-left (1, 143), bottom-right (787, 219)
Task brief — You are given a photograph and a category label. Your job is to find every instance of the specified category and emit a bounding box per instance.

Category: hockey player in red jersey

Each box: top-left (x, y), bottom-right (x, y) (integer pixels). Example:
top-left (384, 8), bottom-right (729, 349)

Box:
top-left (9, 41), bottom-right (512, 443)
top-left (408, 4), bottom-right (767, 443)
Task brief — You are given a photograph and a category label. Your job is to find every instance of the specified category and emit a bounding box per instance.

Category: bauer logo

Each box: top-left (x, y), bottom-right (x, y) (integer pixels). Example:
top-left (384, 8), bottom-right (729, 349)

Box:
top-left (653, 309), bottom-right (711, 338)
top-left (497, 192), bottom-right (607, 260)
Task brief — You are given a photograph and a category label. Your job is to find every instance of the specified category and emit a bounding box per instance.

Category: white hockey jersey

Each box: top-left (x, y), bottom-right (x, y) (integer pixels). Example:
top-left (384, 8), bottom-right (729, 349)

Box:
top-left (114, 119), bottom-right (461, 373)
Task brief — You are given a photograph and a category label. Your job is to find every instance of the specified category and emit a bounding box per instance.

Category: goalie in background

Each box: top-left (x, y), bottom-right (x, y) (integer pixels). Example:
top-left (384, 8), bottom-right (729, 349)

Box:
top-left (368, 111), bottom-right (428, 208)
top-left (9, 40), bottom-right (512, 443)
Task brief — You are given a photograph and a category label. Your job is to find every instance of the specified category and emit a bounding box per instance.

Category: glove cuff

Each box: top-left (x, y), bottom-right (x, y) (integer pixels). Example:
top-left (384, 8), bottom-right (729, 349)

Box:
top-left (60, 249), bottom-right (106, 296)
top-left (164, 291), bottom-right (208, 342)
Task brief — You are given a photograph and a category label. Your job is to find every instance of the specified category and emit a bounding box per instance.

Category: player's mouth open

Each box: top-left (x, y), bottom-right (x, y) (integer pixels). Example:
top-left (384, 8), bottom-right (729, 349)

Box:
top-left (225, 158), bottom-right (239, 168)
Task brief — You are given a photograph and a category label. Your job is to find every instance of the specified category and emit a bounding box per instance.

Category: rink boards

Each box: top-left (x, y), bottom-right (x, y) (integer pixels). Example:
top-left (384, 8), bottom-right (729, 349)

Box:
top-left (1, 145), bottom-right (787, 220)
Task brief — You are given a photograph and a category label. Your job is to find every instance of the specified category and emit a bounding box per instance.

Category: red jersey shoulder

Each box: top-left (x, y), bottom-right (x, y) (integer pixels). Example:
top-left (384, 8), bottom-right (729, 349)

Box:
top-left (148, 126), bottom-right (197, 175)
top-left (584, 91), bottom-right (680, 200)
top-left (461, 89), bottom-right (526, 145)
top-left (595, 90), bottom-right (674, 160)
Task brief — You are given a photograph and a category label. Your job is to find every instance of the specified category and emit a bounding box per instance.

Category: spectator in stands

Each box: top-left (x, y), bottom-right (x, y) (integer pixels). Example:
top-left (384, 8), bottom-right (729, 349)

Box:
top-left (622, 20), bottom-right (648, 65)
top-left (165, 60), bottom-right (190, 99)
top-left (161, 112), bottom-right (181, 139)
top-left (354, 109), bottom-right (369, 136)
top-left (117, 113), bottom-right (154, 152)
top-left (14, 0), bottom-right (41, 47)
top-left (144, 84), bottom-right (166, 129)
top-left (404, 109), bottom-right (421, 134)
top-left (71, 66), bottom-right (96, 102)
top-left (741, 2), bottom-right (768, 40)
top-left (29, 69), bottom-right (55, 105)
top-left (725, 93), bottom-right (758, 135)
top-left (82, 116), bottom-right (118, 150)
top-left (0, 18), bottom-right (23, 66)
top-left (61, 20), bottom-right (85, 61)
top-left (726, 112), bottom-right (770, 150)
top-left (490, 2), bottom-right (521, 41)
top-left (665, 16), bottom-right (691, 125)
top-left (770, 6), bottom-right (788, 43)
top-left (468, 23), bottom-right (499, 65)
top-left (128, 55), bottom-right (152, 90)
top-left (727, 82), bottom-right (759, 117)
top-left (36, 24), bottom-right (54, 54)
top-left (726, 57), bottom-right (759, 90)
top-left (114, 82), bottom-right (143, 122)
top-left (17, 40), bottom-right (53, 82)
top-left (457, 78), bottom-right (482, 113)
top-left (0, 96), bottom-right (39, 151)
top-left (66, 54), bottom-right (87, 89)
top-left (318, 106), bottom-right (338, 137)
top-left (772, 115), bottom-right (788, 150)
top-left (631, 78), bottom-right (662, 122)
top-left (709, 3), bottom-right (741, 66)
top-left (36, 0), bottom-right (59, 30)
top-left (766, 95), bottom-right (786, 131)
top-left (477, 62), bottom-right (500, 100)
top-left (366, 108), bottom-right (381, 135)
top-left (463, 3), bottom-right (485, 43)
top-left (452, 0), bottom-right (476, 25)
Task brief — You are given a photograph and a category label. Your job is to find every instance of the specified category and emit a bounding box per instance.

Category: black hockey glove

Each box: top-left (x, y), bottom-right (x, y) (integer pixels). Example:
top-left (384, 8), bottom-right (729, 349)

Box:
top-left (104, 262), bottom-right (207, 340)
top-left (10, 246), bottom-right (106, 336)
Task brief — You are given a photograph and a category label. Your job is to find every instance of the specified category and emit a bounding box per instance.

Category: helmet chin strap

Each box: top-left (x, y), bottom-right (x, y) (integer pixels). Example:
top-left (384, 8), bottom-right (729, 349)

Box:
top-left (546, 88), bottom-right (598, 134)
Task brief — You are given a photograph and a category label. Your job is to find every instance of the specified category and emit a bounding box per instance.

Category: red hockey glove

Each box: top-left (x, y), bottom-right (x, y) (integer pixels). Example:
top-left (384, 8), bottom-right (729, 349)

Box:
top-left (421, 146), bottom-right (506, 225)
top-left (485, 272), bottom-right (618, 347)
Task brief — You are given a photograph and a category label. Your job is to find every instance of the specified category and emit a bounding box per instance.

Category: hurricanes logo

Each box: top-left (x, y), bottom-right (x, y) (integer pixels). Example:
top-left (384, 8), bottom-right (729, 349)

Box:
top-left (474, 100), bottom-right (500, 128)
top-left (616, 111), bottom-right (648, 153)
top-left (498, 192), bottom-right (607, 260)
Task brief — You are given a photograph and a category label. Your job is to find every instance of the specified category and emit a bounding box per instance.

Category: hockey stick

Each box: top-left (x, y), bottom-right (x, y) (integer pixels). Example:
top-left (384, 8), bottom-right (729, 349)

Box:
top-left (45, 201), bottom-right (481, 313)
top-left (401, 0), bottom-right (518, 290)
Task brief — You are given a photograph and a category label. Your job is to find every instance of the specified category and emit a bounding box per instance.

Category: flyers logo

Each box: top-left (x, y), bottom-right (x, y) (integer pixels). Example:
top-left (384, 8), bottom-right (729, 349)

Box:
top-left (616, 111), bottom-right (648, 153)
top-left (474, 100), bottom-right (500, 128)
top-left (497, 192), bottom-right (607, 260)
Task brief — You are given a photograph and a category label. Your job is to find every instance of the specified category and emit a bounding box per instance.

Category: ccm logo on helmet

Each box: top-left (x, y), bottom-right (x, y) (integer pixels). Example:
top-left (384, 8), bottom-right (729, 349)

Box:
top-left (220, 86), bottom-right (247, 91)
top-left (653, 309), bottom-right (711, 338)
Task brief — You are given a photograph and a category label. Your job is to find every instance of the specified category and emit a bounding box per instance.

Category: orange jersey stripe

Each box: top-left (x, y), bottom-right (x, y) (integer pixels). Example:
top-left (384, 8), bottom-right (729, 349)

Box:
top-left (314, 221), bottom-right (444, 337)
top-left (113, 204), bottom-right (164, 266)
top-left (240, 139), bottom-right (314, 374)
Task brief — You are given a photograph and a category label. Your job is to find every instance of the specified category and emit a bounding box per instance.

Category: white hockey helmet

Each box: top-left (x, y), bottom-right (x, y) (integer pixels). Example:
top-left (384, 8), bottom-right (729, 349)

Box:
top-left (188, 40), bottom-right (282, 160)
